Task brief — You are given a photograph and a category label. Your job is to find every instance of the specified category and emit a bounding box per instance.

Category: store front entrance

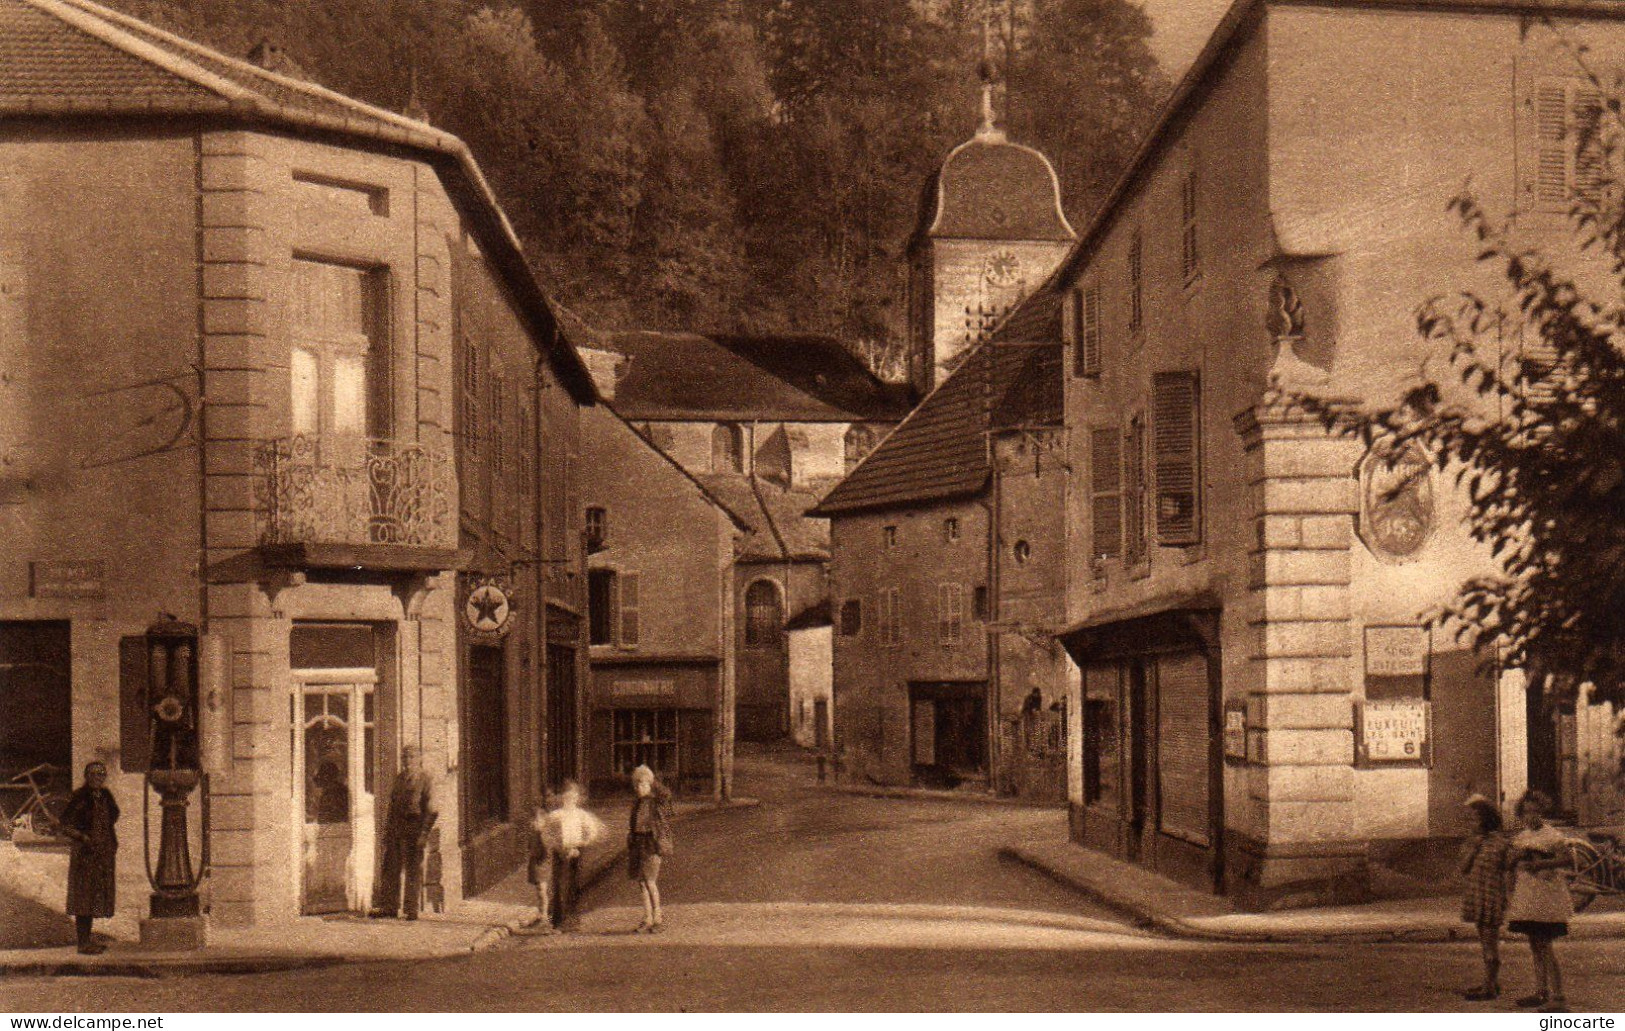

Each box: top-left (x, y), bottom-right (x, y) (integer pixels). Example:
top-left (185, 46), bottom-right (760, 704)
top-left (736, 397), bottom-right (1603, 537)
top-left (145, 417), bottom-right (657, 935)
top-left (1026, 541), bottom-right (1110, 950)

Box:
top-left (909, 681), bottom-right (987, 782)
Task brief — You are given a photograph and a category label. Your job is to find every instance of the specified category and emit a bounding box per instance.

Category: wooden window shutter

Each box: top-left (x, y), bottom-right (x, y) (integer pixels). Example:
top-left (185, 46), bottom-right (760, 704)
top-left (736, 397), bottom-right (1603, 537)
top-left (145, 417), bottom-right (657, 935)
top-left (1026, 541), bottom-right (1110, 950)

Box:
top-left (1089, 427), bottom-right (1122, 560)
top-left (1152, 371), bottom-right (1201, 544)
top-left (1080, 285), bottom-right (1102, 378)
top-left (1537, 78), bottom-right (1605, 205)
top-left (119, 635), bottom-right (152, 773)
top-left (619, 572), bottom-right (640, 648)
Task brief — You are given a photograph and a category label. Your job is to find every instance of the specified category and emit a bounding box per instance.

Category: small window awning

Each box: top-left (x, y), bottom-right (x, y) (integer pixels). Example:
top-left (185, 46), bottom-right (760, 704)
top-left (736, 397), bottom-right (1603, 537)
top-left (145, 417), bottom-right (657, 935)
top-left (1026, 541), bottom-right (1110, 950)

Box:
top-left (1056, 590), bottom-right (1222, 662)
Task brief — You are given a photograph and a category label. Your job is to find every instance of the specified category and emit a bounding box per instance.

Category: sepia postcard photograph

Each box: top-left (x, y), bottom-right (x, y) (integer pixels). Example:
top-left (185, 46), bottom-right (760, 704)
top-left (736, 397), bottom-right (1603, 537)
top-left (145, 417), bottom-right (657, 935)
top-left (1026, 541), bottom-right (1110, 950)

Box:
top-left (0, 0), bottom-right (1622, 1017)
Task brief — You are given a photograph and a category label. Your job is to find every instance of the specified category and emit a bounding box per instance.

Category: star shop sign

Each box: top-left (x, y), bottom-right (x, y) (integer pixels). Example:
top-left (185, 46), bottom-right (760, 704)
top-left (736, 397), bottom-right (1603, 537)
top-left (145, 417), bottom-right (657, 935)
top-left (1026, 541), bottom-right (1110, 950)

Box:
top-left (464, 579), bottom-right (514, 638)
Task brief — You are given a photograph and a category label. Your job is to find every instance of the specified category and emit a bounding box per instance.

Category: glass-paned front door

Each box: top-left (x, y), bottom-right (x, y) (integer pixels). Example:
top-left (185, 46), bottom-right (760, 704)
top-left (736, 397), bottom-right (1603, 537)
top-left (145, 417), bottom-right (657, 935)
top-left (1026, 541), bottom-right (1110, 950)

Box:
top-left (293, 670), bottom-right (377, 915)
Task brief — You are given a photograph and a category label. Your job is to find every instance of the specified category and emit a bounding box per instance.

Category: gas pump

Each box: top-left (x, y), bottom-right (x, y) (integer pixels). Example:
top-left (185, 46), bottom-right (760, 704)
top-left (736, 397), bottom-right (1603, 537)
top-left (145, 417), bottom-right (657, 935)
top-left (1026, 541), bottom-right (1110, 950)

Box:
top-left (139, 618), bottom-right (210, 946)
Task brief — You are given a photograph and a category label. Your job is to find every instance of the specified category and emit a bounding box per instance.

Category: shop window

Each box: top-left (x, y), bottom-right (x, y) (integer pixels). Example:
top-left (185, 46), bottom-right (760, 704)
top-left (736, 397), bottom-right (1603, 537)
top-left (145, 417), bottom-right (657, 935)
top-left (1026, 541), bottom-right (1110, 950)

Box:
top-left (0, 621), bottom-right (71, 799)
top-left (745, 580), bottom-right (783, 649)
top-left (839, 599), bottom-right (862, 637)
top-left (1083, 665), bottom-right (1120, 808)
top-left (613, 708), bottom-right (677, 779)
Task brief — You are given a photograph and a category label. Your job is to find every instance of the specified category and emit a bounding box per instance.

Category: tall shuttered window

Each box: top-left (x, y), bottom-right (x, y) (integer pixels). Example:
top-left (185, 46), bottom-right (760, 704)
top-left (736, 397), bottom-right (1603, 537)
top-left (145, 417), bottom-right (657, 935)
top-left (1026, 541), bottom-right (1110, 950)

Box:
top-left (937, 583), bottom-right (964, 646)
top-left (1152, 372), bottom-right (1201, 545)
top-left (880, 587), bottom-right (902, 648)
top-left (1124, 415), bottom-right (1148, 566)
top-left (1089, 427), bottom-right (1122, 561)
top-left (1536, 77), bottom-right (1604, 207)
top-left (1128, 230), bottom-right (1143, 335)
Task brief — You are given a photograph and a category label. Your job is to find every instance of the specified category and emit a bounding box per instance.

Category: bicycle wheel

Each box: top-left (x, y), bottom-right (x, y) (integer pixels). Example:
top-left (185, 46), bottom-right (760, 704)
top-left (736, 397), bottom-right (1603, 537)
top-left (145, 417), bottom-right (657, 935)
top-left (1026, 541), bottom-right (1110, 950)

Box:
top-left (1566, 839), bottom-right (1604, 913)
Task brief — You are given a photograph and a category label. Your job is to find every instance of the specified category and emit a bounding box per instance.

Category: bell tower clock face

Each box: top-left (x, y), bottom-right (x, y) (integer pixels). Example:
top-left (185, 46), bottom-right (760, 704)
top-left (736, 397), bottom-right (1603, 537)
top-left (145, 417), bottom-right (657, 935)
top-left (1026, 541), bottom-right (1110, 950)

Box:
top-left (983, 250), bottom-right (1022, 289)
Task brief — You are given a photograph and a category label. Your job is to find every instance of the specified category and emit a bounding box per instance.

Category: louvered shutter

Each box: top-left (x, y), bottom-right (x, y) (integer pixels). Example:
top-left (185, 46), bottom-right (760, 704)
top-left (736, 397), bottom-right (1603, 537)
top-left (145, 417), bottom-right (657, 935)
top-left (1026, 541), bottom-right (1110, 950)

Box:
top-left (1128, 231), bottom-right (1144, 333)
top-left (1063, 287), bottom-right (1081, 351)
top-left (1181, 172), bottom-right (1199, 283)
top-left (1081, 285), bottom-right (1102, 377)
top-left (1156, 652), bottom-right (1211, 845)
top-left (1537, 79), bottom-right (1604, 205)
top-left (1153, 372), bottom-right (1201, 545)
top-left (1089, 427), bottom-right (1122, 560)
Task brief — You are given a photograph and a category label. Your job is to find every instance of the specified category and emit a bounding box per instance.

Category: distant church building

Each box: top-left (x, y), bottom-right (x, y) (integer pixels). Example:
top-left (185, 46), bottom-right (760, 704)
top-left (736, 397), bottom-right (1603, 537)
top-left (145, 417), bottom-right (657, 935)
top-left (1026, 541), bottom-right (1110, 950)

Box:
top-left (906, 88), bottom-right (1076, 395)
top-left (818, 91), bottom-right (1076, 798)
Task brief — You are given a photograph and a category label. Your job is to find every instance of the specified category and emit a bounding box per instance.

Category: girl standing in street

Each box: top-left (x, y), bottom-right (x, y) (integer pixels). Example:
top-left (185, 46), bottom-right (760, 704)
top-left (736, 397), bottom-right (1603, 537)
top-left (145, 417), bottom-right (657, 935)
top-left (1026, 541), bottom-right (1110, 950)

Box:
top-left (627, 764), bottom-right (673, 934)
top-left (59, 761), bottom-right (119, 955)
top-left (1457, 793), bottom-right (1512, 1000)
top-left (1505, 789), bottom-right (1573, 1013)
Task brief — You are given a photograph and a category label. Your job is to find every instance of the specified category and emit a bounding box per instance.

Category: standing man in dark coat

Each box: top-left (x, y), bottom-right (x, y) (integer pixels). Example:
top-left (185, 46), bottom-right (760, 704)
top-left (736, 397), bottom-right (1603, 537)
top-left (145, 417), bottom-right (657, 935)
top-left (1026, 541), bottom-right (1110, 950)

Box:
top-left (371, 745), bottom-right (436, 920)
top-left (58, 760), bottom-right (119, 954)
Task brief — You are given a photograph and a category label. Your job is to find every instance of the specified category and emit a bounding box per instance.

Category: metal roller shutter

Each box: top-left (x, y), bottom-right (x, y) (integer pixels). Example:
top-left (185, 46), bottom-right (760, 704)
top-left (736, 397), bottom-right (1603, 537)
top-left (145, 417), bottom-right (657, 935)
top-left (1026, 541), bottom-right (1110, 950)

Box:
top-left (1156, 652), bottom-right (1210, 845)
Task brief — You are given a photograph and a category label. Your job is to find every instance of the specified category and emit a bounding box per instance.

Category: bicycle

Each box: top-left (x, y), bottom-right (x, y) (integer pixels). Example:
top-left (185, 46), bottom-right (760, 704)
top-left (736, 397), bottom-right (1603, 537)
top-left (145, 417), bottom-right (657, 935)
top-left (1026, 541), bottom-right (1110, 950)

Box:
top-left (0, 764), bottom-right (70, 843)
top-left (1563, 828), bottom-right (1624, 913)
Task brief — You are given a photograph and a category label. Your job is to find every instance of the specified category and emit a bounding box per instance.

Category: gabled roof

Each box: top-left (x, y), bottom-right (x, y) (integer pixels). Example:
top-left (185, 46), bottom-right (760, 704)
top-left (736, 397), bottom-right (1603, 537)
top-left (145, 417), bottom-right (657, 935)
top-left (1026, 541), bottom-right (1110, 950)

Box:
top-left (810, 291), bottom-right (1064, 517)
top-left (1043, 0), bottom-right (1625, 293)
top-left (0, 0), bottom-right (598, 402)
top-left (698, 475), bottom-right (829, 563)
top-left (599, 406), bottom-right (752, 534)
top-left (602, 331), bottom-right (916, 423)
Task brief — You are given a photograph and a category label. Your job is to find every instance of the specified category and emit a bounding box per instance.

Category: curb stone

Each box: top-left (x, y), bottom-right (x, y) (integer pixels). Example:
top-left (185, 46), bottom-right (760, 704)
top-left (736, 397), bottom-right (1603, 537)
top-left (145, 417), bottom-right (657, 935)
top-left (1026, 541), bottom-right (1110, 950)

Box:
top-left (1000, 846), bottom-right (1473, 946)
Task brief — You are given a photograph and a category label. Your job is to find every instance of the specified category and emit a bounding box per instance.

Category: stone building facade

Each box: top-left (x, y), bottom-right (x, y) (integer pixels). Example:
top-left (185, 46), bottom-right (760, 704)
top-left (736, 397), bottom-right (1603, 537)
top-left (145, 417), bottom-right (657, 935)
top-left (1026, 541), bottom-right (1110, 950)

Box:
top-left (583, 332), bottom-right (914, 743)
top-left (1048, 0), bottom-right (1625, 906)
top-left (577, 404), bottom-right (746, 798)
top-left (816, 107), bottom-right (1074, 798)
top-left (0, 0), bottom-right (595, 924)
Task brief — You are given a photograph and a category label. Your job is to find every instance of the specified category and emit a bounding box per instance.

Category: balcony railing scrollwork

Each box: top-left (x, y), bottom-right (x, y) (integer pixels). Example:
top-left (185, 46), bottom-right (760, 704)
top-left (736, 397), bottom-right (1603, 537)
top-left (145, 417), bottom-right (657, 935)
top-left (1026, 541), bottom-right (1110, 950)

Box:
top-left (255, 435), bottom-right (455, 554)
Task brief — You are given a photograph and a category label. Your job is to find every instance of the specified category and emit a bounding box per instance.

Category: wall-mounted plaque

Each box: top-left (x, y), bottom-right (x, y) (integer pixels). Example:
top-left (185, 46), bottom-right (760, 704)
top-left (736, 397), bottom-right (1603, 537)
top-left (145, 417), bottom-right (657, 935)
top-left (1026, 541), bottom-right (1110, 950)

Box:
top-left (29, 560), bottom-right (105, 599)
top-left (1357, 698), bottom-right (1432, 765)
top-left (1365, 624), bottom-right (1429, 677)
top-left (1223, 699), bottom-right (1248, 763)
top-left (1358, 444), bottom-right (1435, 561)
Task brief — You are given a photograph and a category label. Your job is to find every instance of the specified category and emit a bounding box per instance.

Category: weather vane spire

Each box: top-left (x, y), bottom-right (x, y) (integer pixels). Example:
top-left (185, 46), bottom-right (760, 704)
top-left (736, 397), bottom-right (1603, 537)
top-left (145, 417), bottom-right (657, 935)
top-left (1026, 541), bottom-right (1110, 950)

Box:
top-left (976, 5), bottom-right (1006, 141)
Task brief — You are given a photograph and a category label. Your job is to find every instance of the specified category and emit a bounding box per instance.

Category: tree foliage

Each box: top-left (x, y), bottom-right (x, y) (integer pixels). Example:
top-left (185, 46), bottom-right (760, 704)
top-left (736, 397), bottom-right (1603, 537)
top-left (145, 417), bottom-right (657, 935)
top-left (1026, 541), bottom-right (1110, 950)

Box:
top-left (1295, 44), bottom-right (1625, 706)
top-left (102, 0), bottom-right (1165, 368)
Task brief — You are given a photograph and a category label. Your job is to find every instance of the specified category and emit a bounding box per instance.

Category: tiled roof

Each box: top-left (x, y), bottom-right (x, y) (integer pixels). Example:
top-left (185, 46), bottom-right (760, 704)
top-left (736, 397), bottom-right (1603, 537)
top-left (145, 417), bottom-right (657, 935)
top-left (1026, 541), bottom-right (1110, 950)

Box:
top-left (811, 291), bottom-right (1064, 517)
top-left (603, 331), bottom-right (916, 423)
top-left (914, 131), bottom-right (1075, 246)
top-left (698, 475), bottom-right (829, 562)
top-left (0, 0), bottom-right (598, 403)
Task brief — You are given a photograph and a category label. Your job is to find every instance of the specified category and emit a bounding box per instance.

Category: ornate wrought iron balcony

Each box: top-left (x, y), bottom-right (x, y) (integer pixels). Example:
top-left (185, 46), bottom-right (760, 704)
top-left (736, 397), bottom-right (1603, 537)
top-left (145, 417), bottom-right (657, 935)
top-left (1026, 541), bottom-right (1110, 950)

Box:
top-left (255, 435), bottom-right (458, 570)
